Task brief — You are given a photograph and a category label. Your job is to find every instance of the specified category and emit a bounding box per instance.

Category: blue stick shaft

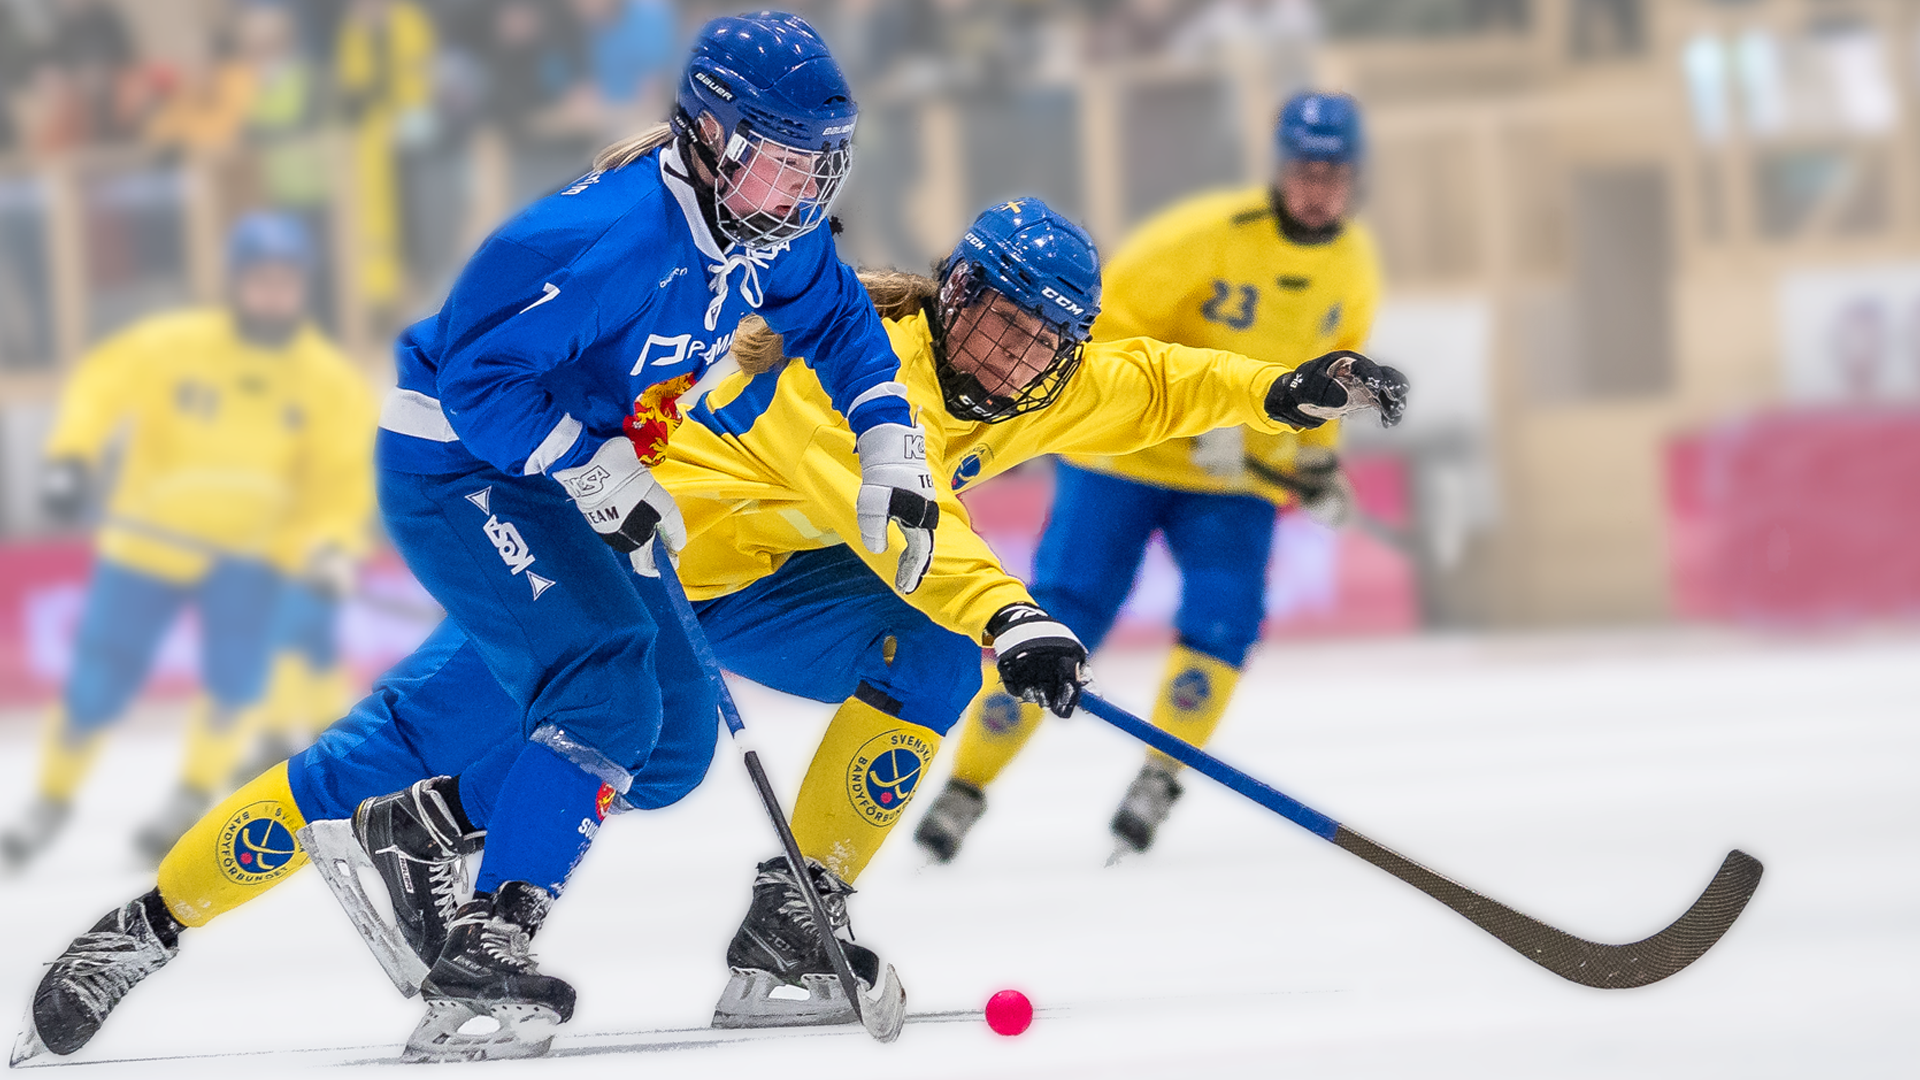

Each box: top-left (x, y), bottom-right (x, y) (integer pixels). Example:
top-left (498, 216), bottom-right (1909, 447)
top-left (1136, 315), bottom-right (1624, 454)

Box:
top-left (649, 548), bottom-right (747, 737)
top-left (1078, 691), bottom-right (1339, 841)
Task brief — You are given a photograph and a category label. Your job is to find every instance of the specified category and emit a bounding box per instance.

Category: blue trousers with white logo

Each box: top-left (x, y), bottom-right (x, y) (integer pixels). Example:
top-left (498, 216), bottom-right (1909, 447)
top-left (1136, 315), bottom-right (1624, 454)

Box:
top-left (285, 542), bottom-right (980, 830)
top-left (64, 556), bottom-right (281, 732)
top-left (1034, 462), bottom-right (1276, 668)
top-left (376, 455), bottom-right (704, 772)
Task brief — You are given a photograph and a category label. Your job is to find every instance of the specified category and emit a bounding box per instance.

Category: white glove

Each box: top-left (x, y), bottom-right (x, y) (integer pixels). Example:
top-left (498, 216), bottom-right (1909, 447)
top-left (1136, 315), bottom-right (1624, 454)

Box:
top-left (552, 436), bottom-right (687, 558)
top-left (1190, 428), bottom-right (1246, 481)
top-left (301, 544), bottom-right (359, 601)
top-left (854, 422), bottom-right (940, 594)
top-left (1300, 471), bottom-right (1355, 530)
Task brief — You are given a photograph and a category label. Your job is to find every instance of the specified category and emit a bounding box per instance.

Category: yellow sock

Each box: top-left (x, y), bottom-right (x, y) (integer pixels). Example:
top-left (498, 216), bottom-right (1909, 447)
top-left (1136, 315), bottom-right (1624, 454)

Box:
top-left (949, 660), bottom-right (1045, 790)
top-left (156, 761), bottom-right (308, 927)
top-left (790, 694), bottom-right (941, 883)
top-left (180, 697), bottom-right (265, 795)
top-left (305, 665), bottom-right (352, 738)
top-left (36, 707), bottom-right (103, 802)
top-left (1145, 645), bottom-right (1242, 773)
top-left (259, 654), bottom-right (305, 737)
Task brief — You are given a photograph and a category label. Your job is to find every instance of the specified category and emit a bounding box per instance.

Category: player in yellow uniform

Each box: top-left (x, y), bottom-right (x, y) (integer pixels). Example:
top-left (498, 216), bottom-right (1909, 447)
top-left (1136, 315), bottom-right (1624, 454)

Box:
top-left (0, 213), bottom-right (376, 872)
top-left (9, 198), bottom-right (1402, 1058)
top-left (917, 91), bottom-right (1383, 863)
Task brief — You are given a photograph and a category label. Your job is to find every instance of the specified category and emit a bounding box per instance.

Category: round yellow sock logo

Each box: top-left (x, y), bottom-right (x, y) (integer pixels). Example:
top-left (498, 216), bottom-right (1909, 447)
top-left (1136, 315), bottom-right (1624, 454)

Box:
top-left (216, 801), bottom-right (301, 885)
top-left (847, 730), bottom-right (933, 827)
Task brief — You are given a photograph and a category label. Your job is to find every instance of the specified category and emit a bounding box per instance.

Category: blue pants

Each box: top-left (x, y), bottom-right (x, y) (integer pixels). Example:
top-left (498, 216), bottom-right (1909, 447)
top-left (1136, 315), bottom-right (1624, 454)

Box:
top-left (64, 556), bottom-right (281, 732)
top-left (696, 546), bottom-right (984, 735)
top-left (269, 582), bottom-right (339, 670)
top-left (378, 456), bottom-right (703, 770)
top-left (1033, 462), bottom-right (1276, 668)
top-left (287, 593), bottom-right (719, 825)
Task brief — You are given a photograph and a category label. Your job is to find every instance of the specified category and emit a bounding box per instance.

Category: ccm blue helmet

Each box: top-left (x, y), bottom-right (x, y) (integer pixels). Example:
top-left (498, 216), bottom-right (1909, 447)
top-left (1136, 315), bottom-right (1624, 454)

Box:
top-left (226, 211), bottom-right (313, 277)
top-left (1277, 91), bottom-right (1365, 166)
top-left (673, 12), bottom-right (857, 249)
top-left (934, 198), bottom-right (1101, 423)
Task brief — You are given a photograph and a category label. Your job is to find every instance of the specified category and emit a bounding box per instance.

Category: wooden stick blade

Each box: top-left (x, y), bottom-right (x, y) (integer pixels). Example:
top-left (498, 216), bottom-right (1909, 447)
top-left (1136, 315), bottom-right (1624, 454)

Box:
top-left (1334, 829), bottom-right (1764, 989)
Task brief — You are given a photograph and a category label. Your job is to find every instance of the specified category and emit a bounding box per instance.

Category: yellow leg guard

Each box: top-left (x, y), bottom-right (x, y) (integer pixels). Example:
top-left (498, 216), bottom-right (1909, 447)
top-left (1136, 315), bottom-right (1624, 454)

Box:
top-left (156, 761), bottom-right (308, 928)
top-left (949, 661), bottom-right (1045, 790)
top-left (180, 697), bottom-right (265, 796)
top-left (1145, 645), bottom-right (1242, 772)
top-left (36, 707), bottom-right (103, 802)
top-left (789, 696), bottom-right (941, 884)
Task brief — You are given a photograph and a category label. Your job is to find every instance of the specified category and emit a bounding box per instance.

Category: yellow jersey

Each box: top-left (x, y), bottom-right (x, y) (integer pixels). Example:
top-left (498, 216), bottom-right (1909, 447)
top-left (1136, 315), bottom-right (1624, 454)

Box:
top-left (1064, 185), bottom-right (1380, 500)
top-left (659, 310), bottom-right (1306, 643)
top-left (44, 310), bottom-right (378, 583)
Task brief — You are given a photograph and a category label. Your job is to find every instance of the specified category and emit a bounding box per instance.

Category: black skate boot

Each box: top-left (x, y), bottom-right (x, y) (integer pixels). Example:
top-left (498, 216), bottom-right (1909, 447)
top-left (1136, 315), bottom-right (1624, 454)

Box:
top-left (132, 783), bottom-right (211, 867)
top-left (12, 890), bottom-right (182, 1064)
top-left (1, 796), bottom-right (72, 872)
top-left (713, 855), bottom-right (904, 1031)
top-left (1109, 761), bottom-right (1184, 858)
top-left (913, 779), bottom-right (986, 863)
top-left (356, 777), bottom-right (484, 968)
top-left (405, 881), bottom-right (573, 1062)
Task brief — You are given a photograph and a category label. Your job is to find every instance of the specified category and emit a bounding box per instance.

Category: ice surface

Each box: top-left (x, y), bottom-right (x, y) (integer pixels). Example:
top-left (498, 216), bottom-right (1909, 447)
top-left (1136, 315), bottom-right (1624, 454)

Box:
top-left (2, 628), bottom-right (1914, 1078)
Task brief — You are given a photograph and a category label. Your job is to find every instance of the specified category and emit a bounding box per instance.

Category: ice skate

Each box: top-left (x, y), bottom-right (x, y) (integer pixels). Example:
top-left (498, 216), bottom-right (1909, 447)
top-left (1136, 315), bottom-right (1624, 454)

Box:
top-left (404, 881), bottom-right (572, 1062)
top-left (303, 776), bottom-right (483, 995)
top-left (1109, 761), bottom-right (1184, 860)
top-left (132, 784), bottom-right (211, 867)
top-left (1, 797), bottom-right (71, 873)
top-left (913, 779), bottom-right (986, 863)
top-left (713, 856), bottom-right (904, 1033)
top-left (12, 894), bottom-right (180, 1063)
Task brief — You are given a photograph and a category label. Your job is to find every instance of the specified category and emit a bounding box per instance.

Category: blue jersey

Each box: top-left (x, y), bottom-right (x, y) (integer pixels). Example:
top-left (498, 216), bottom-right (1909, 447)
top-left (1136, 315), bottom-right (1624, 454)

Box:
top-left (378, 147), bottom-right (911, 478)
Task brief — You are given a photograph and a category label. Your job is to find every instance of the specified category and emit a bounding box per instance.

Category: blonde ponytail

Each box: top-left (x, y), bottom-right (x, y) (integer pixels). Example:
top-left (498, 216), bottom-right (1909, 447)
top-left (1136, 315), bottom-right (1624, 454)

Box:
top-left (731, 270), bottom-right (939, 377)
top-left (594, 123), bottom-right (675, 172)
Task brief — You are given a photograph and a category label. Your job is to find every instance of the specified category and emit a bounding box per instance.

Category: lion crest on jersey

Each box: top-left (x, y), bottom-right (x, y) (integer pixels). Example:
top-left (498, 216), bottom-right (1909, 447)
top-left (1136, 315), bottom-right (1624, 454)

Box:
top-left (846, 730), bottom-right (934, 827)
top-left (626, 373), bottom-right (697, 465)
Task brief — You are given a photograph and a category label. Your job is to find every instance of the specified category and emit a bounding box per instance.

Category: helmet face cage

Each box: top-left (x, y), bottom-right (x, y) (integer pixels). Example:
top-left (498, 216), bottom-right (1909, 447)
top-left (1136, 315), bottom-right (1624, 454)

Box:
top-left (932, 259), bottom-right (1087, 424)
top-left (707, 122), bottom-right (851, 249)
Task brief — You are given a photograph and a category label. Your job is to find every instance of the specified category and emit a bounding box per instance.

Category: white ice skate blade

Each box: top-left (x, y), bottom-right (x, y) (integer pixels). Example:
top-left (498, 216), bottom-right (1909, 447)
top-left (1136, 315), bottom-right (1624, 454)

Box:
top-left (10, 1012), bottom-right (51, 1067)
top-left (403, 998), bottom-right (561, 1062)
top-left (297, 821), bottom-right (430, 997)
top-left (713, 965), bottom-right (906, 1043)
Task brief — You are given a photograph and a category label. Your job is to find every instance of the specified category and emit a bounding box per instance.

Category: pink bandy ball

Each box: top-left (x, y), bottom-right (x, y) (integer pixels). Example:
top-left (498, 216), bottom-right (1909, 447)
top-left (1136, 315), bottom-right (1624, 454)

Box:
top-left (985, 989), bottom-right (1033, 1036)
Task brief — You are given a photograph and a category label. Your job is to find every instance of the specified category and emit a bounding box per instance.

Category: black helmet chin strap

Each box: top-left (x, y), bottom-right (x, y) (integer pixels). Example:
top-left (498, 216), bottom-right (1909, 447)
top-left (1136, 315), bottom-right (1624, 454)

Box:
top-left (665, 128), bottom-right (731, 247)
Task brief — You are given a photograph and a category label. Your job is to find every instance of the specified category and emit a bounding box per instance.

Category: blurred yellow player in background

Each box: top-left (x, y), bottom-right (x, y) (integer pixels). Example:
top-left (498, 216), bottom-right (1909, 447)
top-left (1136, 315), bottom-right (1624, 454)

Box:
top-left (917, 91), bottom-right (1383, 862)
top-left (0, 212), bottom-right (375, 872)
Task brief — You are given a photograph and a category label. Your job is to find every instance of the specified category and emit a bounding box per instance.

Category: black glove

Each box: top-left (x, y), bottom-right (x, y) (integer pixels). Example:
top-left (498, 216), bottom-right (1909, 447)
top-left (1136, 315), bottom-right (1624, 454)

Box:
top-left (986, 603), bottom-right (1088, 719)
top-left (40, 457), bottom-right (89, 525)
top-left (1266, 350), bottom-right (1408, 429)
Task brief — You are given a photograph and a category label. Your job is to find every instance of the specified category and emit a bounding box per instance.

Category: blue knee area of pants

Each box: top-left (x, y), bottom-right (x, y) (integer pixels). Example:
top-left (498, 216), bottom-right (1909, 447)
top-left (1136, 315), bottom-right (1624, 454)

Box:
top-left (1161, 488), bottom-right (1277, 668)
top-left (269, 583), bottom-right (340, 670)
top-left (618, 574), bottom-right (718, 809)
top-left (1030, 463), bottom-right (1173, 651)
top-left (284, 585), bottom-right (718, 825)
top-left (379, 462), bottom-right (672, 771)
top-left (63, 561), bottom-right (187, 731)
top-left (695, 546), bottom-right (983, 735)
top-left (286, 621), bottom-right (520, 822)
top-left (197, 558), bottom-right (283, 709)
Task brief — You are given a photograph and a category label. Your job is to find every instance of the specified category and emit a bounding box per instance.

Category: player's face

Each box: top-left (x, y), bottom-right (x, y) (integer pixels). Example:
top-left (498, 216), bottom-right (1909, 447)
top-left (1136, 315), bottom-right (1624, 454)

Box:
top-left (946, 290), bottom-right (1061, 400)
top-left (1279, 160), bottom-right (1355, 230)
top-left (233, 261), bottom-right (308, 326)
top-left (721, 141), bottom-right (824, 223)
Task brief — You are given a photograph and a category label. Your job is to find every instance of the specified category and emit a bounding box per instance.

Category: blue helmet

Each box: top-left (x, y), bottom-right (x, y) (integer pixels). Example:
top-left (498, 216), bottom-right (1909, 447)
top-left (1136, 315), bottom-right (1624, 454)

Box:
top-left (226, 211), bottom-right (313, 277)
top-left (934, 198), bottom-right (1101, 423)
top-left (1276, 91), bottom-right (1365, 166)
top-left (673, 12), bottom-right (857, 249)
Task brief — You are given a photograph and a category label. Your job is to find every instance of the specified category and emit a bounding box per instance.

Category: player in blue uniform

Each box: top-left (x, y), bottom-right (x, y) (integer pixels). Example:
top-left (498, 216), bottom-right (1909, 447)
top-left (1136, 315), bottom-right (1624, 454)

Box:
top-left (14, 13), bottom-right (938, 1063)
